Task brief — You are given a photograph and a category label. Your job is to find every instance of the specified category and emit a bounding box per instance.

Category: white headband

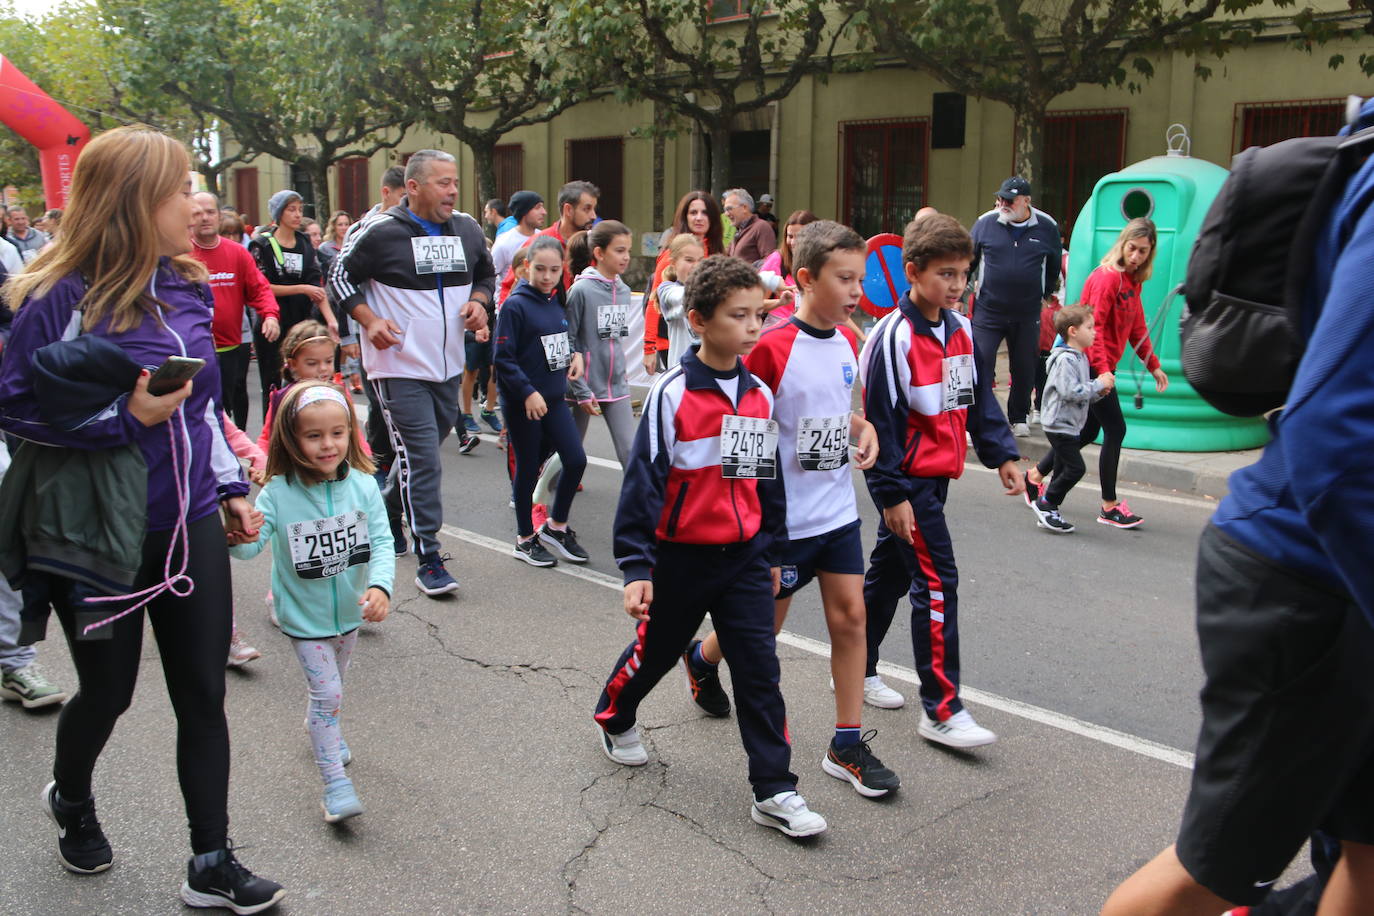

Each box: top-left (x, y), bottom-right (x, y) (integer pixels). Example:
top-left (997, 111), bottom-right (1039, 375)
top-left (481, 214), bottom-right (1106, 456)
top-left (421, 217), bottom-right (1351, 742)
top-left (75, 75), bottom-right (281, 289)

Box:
top-left (294, 386), bottom-right (349, 413)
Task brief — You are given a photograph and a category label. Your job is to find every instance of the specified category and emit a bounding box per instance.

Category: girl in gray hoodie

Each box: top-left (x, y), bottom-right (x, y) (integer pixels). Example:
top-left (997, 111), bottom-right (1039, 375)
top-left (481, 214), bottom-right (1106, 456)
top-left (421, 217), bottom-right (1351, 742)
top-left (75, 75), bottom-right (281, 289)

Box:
top-left (566, 222), bottom-right (637, 468)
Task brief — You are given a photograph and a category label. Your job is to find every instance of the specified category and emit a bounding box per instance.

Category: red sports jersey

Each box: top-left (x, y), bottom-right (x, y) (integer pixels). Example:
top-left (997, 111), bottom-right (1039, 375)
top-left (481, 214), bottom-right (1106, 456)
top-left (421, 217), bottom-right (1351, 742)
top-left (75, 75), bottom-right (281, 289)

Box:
top-left (612, 349), bottom-right (787, 583)
top-left (189, 237), bottom-right (279, 349)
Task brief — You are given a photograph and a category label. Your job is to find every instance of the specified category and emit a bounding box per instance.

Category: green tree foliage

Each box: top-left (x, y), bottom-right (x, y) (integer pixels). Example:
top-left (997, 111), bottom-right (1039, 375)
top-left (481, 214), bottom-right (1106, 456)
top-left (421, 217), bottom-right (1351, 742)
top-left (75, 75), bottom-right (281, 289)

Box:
top-left (558, 0), bottom-right (856, 197)
top-left (374, 0), bottom-right (600, 210)
top-left (848, 0), bottom-right (1287, 187)
top-left (100, 0), bottom-right (409, 216)
top-left (0, 2), bottom-right (146, 207)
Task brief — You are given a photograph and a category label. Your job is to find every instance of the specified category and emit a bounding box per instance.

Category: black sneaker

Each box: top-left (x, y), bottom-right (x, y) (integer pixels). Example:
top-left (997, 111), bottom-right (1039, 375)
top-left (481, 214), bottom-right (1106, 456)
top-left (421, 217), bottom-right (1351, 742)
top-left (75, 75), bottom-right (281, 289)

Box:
top-left (681, 639), bottom-right (731, 717)
top-left (457, 430), bottom-right (479, 455)
top-left (1098, 501), bottom-right (1144, 529)
top-left (40, 781), bottom-right (112, 874)
top-left (1032, 498), bottom-right (1075, 534)
top-left (180, 846), bottom-right (285, 914)
top-left (513, 537), bottom-right (557, 567)
top-left (1023, 470), bottom-right (1040, 508)
top-left (537, 523), bottom-right (589, 563)
top-left (821, 730), bottom-right (901, 798)
top-left (390, 516), bottom-right (408, 557)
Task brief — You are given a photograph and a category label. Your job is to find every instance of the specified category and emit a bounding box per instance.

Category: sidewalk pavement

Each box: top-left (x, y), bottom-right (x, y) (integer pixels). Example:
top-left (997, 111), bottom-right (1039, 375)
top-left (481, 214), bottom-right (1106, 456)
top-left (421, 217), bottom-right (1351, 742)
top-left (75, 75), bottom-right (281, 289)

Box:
top-left (995, 388), bottom-right (1259, 501)
top-left (986, 342), bottom-right (1259, 499)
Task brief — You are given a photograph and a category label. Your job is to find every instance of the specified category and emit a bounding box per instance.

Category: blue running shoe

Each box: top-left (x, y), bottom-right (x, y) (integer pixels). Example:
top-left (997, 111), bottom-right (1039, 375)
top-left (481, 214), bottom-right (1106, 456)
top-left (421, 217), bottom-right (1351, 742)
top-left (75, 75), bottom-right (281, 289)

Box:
top-left (415, 553), bottom-right (459, 597)
top-left (461, 413), bottom-right (480, 435)
top-left (480, 407), bottom-right (503, 433)
top-left (322, 778), bottom-right (363, 823)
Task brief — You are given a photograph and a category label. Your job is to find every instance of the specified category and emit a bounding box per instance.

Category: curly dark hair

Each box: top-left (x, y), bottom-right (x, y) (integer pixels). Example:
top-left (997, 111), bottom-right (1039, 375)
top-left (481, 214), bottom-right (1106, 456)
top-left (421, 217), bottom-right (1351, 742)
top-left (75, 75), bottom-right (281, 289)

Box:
top-left (684, 255), bottom-right (762, 320)
top-left (902, 213), bottom-right (972, 269)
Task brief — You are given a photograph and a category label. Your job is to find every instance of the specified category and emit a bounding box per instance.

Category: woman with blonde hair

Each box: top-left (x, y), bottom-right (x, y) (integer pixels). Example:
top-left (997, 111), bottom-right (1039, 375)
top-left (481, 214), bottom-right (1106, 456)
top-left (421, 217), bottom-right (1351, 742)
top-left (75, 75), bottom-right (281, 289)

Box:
top-left (0, 125), bottom-right (285, 912)
top-left (1024, 217), bottom-right (1168, 529)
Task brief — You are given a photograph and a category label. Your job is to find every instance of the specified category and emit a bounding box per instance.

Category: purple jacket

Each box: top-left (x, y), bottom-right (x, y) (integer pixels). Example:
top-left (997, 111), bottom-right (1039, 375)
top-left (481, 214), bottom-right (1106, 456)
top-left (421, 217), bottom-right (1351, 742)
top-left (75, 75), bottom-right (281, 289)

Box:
top-left (0, 263), bottom-right (248, 531)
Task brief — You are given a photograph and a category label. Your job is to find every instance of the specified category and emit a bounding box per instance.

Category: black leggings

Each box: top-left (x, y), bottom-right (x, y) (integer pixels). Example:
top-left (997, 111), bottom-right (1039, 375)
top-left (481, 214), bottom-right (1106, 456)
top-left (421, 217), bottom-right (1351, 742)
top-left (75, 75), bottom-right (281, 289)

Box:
top-left (1036, 389), bottom-right (1126, 502)
top-left (504, 395), bottom-right (586, 538)
top-left (52, 512), bottom-right (233, 854)
top-left (215, 343), bottom-right (252, 430)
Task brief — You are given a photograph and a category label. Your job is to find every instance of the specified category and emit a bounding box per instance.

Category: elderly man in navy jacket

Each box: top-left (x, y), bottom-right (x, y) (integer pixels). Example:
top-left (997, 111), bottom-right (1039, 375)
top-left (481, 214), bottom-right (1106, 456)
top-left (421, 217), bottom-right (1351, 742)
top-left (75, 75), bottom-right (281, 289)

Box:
top-left (969, 177), bottom-right (1062, 438)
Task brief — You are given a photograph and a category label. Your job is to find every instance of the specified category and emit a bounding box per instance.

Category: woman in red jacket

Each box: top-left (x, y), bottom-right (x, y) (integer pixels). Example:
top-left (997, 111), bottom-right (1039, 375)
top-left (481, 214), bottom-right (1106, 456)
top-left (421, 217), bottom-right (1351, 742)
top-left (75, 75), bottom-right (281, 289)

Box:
top-left (1025, 218), bottom-right (1168, 529)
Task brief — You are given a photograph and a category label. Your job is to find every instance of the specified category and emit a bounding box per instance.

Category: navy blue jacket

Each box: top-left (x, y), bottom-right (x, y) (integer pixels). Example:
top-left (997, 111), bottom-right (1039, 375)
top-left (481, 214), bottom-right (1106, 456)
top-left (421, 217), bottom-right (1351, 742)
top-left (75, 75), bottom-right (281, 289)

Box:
top-left (494, 279), bottom-right (572, 402)
top-left (969, 208), bottom-right (1062, 319)
top-left (1214, 98), bottom-right (1374, 621)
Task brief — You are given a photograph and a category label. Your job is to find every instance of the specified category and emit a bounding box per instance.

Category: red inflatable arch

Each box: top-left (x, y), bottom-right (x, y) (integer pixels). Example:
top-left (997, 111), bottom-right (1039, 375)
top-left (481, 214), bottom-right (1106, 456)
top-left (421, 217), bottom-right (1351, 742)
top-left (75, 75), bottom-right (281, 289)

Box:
top-left (0, 54), bottom-right (90, 209)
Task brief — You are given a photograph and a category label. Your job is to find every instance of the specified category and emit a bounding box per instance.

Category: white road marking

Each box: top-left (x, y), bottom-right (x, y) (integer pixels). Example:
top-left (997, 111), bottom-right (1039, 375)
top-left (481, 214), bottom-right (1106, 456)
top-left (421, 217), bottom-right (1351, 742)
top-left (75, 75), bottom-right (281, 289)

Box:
top-left (439, 524), bottom-right (1196, 771)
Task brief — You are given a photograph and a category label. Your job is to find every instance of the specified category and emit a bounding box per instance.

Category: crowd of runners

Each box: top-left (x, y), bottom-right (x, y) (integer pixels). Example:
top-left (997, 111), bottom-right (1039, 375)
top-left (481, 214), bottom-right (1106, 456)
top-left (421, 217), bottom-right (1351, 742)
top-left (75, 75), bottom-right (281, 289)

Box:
top-left (0, 110), bottom-right (1372, 916)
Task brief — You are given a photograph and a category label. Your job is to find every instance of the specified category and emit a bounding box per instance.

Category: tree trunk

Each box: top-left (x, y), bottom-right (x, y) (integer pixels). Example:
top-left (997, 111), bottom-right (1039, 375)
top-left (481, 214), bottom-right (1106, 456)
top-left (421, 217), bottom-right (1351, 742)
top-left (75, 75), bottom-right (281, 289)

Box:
top-left (470, 136), bottom-right (498, 217)
top-left (200, 165), bottom-right (222, 200)
top-left (708, 121), bottom-right (731, 199)
top-left (653, 108), bottom-right (665, 230)
top-left (302, 158), bottom-right (332, 221)
top-left (1011, 100), bottom-right (1047, 190)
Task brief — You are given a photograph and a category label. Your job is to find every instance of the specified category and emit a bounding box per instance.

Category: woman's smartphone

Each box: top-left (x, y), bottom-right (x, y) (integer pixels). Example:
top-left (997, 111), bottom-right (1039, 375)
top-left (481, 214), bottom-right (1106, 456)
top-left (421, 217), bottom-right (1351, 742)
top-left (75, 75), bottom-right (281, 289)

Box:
top-left (147, 356), bottom-right (206, 396)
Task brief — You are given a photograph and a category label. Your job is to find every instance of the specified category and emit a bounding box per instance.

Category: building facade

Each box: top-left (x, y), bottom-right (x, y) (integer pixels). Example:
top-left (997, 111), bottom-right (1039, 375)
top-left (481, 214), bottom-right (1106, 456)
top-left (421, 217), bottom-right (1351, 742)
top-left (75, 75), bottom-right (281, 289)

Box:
top-left (228, 29), bottom-right (1371, 250)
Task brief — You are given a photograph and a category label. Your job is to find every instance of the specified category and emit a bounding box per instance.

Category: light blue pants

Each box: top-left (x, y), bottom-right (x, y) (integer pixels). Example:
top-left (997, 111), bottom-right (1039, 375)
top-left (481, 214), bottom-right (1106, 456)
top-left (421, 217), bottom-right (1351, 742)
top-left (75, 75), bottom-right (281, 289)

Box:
top-left (292, 630), bottom-right (357, 786)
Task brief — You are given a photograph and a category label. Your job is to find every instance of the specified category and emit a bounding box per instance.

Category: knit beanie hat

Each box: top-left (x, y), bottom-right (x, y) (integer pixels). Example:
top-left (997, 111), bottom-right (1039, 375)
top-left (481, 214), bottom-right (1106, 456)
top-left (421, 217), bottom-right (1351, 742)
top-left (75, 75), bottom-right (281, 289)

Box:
top-left (507, 190), bottom-right (544, 224)
top-left (267, 189), bottom-right (303, 223)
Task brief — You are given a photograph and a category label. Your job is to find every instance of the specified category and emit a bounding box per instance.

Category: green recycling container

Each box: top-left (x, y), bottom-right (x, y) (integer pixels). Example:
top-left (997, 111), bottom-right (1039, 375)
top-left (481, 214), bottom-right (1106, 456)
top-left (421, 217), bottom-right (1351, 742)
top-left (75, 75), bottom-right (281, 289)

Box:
top-left (1064, 150), bottom-right (1270, 452)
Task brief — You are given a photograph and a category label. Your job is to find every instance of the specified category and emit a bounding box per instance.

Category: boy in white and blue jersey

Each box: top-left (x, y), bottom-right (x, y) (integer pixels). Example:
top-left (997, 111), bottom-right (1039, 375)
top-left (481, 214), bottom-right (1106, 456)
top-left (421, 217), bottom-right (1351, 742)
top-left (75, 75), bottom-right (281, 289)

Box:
top-left (687, 222), bottom-right (900, 798)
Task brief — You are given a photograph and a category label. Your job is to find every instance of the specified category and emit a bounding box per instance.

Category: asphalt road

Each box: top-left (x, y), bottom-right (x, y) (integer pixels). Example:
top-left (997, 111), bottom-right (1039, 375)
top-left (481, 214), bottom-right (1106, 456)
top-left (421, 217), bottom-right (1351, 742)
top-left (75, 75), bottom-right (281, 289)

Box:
top-left (447, 414), bottom-right (1211, 752)
top-left (2, 399), bottom-right (1287, 916)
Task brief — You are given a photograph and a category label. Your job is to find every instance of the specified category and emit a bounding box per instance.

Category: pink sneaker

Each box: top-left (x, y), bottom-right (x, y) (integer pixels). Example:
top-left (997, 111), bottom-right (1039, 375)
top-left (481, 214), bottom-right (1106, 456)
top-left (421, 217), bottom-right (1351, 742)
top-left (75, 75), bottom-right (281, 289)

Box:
top-left (530, 503), bottom-right (549, 533)
top-left (1097, 501), bottom-right (1144, 529)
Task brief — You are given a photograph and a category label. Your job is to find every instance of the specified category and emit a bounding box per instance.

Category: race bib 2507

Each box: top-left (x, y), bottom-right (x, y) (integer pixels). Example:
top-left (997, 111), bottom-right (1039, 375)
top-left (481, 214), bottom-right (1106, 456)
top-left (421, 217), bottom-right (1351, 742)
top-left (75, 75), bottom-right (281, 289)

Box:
top-left (411, 236), bottom-right (468, 275)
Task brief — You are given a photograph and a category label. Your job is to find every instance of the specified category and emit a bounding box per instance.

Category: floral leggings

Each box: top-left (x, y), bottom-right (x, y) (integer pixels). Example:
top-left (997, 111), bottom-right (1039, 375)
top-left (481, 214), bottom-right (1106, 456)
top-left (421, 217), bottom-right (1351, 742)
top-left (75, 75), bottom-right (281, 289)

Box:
top-left (291, 630), bottom-right (358, 785)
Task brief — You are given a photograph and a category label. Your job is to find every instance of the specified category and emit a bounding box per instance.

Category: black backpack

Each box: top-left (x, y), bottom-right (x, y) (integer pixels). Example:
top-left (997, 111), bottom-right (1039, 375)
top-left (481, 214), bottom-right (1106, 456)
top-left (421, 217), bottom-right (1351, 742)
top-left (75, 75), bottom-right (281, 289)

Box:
top-left (1180, 124), bottom-right (1374, 417)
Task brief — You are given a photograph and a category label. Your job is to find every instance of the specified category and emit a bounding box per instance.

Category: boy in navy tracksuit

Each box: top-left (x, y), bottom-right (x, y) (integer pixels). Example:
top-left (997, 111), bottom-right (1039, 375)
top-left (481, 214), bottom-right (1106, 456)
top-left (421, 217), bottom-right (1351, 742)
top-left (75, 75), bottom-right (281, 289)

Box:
top-left (860, 214), bottom-right (1023, 750)
top-left (594, 255), bottom-right (827, 838)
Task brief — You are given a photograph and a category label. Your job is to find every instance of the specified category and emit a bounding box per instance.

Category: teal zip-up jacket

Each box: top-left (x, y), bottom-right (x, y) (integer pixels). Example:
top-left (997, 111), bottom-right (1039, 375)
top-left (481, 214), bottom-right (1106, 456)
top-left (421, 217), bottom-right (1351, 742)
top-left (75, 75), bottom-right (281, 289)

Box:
top-left (230, 464), bottom-right (394, 639)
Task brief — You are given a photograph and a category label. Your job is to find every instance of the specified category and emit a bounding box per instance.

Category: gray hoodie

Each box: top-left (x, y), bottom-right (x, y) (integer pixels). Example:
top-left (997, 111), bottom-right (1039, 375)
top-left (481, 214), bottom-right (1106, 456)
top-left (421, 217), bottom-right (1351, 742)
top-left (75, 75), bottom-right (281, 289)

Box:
top-left (567, 265), bottom-right (633, 402)
top-left (656, 279), bottom-right (699, 369)
top-left (1041, 344), bottom-right (1107, 434)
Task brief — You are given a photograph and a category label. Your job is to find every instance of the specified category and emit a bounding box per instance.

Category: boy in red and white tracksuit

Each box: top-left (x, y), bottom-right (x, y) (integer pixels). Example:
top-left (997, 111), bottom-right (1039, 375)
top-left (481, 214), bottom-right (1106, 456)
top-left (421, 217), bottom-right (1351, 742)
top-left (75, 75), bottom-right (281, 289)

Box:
top-left (860, 215), bottom-right (1023, 749)
top-left (594, 255), bottom-right (826, 838)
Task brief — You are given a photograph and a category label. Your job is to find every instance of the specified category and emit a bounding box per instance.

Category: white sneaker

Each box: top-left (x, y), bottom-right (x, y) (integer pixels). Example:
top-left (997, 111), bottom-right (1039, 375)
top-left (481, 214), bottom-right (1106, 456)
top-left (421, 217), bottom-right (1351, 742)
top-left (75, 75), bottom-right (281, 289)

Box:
top-left (597, 723), bottom-right (648, 766)
top-left (1011, 422), bottom-right (1031, 438)
top-left (918, 709), bottom-right (997, 748)
top-left (1029, 409), bottom-right (1041, 426)
top-left (265, 590), bottom-right (280, 629)
top-left (751, 791), bottom-right (827, 837)
top-left (838, 675), bottom-right (905, 709)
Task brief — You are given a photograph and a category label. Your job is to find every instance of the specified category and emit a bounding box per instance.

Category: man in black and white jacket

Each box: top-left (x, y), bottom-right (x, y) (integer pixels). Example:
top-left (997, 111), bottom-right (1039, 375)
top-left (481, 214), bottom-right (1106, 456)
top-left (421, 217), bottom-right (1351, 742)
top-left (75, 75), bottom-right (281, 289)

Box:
top-left (331, 150), bottom-right (495, 597)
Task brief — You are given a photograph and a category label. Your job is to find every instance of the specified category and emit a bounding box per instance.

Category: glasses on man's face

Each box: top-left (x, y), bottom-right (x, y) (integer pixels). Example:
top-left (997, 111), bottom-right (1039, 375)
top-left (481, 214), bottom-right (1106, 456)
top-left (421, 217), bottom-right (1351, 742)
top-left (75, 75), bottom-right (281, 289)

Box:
top-left (995, 198), bottom-right (1013, 210)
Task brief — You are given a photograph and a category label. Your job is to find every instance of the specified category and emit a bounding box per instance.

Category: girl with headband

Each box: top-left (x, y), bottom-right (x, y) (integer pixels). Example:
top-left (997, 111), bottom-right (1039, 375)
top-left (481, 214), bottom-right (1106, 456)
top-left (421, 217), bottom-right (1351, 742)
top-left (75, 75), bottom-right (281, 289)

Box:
top-left (230, 380), bottom-right (394, 825)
